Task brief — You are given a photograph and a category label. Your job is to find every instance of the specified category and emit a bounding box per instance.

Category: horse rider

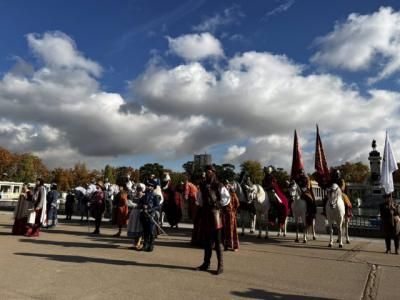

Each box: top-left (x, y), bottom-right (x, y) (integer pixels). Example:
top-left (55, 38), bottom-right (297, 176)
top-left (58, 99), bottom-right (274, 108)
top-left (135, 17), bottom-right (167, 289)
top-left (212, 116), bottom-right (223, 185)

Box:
top-left (262, 166), bottom-right (289, 224)
top-left (322, 169), bottom-right (352, 217)
top-left (295, 169), bottom-right (316, 219)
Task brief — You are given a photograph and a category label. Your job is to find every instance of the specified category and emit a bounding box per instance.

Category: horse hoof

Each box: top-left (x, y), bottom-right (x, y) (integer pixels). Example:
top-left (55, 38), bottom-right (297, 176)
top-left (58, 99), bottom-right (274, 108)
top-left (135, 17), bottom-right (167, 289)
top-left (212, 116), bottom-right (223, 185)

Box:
top-left (303, 240), bottom-right (307, 244)
top-left (264, 236), bottom-right (268, 240)
top-left (240, 232), bottom-right (245, 236)
top-left (283, 234), bottom-right (286, 237)
top-left (250, 231), bottom-right (254, 234)
top-left (328, 244), bottom-right (332, 247)
top-left (346, 240), bottom-right (350, 244)
top-left (295, 239), bottom-right (299, 243)
top-left (339, 244), bottom-right (343, 248)
top-left (257, 235), bottom-right (261, 239)
top-left (313, 236), bottom-right (316, 240)
top-left (336, 239), bottom-right (340, 243)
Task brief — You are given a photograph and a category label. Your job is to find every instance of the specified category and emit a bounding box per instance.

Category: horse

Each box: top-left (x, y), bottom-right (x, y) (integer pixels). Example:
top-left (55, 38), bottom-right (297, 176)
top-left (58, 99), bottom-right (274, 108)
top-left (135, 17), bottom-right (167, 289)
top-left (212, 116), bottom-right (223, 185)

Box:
top-left (288, 181), bottom-right (316, 243)
top-left (244, 183), bottom-right (272, 239)
top-left (231, 180), bottom-right (256, 235)
top-left (326, 183), bottom-right (349, 248)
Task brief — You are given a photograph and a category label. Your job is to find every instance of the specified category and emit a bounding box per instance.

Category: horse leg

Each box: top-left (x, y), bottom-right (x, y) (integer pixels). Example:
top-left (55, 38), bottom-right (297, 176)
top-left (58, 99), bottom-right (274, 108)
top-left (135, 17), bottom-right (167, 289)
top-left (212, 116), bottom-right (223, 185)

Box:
top-left (312, 218), bottom-right (316, 240)
top-left (283, 218), bottom-right (287, 237)
top-left (295, 218), bottom-right (299, 243)
top-left (338, 219), bottom-right (343, 248)
top-left (240, 210), bottom-right (245, 236)
top-left (303, 216), bottom-right (307, 243)
top-left (251, 213), bottom-right (256, 234)
top-left (345, 218), bottom-right (350, 244)
top-left (328, 223), bottom-right (333, 247)
top-left (265, 214), bottom-right (269, 239)
top-left (257, 213), bottom-right (262, 239)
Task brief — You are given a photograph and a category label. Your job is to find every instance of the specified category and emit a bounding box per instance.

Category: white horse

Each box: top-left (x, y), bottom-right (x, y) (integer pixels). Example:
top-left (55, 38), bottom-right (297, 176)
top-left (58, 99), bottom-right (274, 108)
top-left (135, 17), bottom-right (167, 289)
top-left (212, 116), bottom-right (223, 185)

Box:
top-left (245, 184), bottom-right (273, 239)
top-left (232, 181), bottom-right (256, 235)
top-left (288, 181), bottom-right (316, 243)
top-left (326, 183), bottom-right (349, 248)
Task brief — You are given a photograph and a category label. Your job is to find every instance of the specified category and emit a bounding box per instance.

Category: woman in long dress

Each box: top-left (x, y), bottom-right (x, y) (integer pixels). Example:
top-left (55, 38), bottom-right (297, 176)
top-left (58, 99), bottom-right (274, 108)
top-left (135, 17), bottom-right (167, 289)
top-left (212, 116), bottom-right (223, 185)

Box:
top-left (113, 185), bottom-right (129, 237)
top-left (127, 183), bottom-right (145, 250)
top-left (12, 184), bottom-right (32, 235)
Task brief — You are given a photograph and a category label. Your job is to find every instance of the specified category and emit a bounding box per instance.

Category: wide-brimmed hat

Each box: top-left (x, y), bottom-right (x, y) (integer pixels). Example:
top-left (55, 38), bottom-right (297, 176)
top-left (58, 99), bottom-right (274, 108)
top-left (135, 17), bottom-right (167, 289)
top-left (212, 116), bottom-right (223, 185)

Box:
top-left (96, 181), bottom-right (105, 190)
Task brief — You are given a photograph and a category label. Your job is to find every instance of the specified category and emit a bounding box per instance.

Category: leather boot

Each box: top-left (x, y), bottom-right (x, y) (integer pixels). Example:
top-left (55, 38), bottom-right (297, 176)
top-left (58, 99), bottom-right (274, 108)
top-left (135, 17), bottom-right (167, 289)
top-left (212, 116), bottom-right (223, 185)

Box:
top-left (196, 262), bottom-right (210, 271)
top-left (146, 234), bottom-right (154, 252)
top-left (216, 253), bottom-right (223, 275)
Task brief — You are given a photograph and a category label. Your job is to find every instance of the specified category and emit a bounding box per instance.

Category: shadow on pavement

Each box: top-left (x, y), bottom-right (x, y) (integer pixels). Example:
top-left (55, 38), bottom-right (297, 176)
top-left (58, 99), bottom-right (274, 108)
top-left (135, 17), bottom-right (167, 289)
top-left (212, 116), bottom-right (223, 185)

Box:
top-left (231, 288), bottom-right (334, 299)
top-left (18, 238), bottom-right (122, 249)
top-left (14, 252), bottom-right (195, 271)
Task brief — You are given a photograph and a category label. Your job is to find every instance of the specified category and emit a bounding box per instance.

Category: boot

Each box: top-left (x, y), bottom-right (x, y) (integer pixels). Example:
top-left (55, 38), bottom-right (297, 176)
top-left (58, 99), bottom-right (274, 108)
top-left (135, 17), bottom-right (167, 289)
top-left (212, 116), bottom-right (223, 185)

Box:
top-left (196, 262), bottom-right (210, 271)
top-left (216, 252), bottom-right (223, 275)
top-left (143, 233), bottom-right (150, 251)
top-left (146, 234), bottom-right (154, 252)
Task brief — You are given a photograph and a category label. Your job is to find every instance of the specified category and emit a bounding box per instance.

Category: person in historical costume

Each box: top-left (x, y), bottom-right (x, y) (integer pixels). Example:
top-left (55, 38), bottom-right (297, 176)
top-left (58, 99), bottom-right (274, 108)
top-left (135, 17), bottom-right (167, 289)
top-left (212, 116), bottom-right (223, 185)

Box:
top-left (183, 179), bottom-right (198, 221)
top-left (89, 181), bottom-right (106, 235)
top-left (46, 183), bottom-right (60, 228)
top-left (322, 169), bottom-right (352, 217)
top-left (380, 194), bottom-right (400, 254)
top-left (12, 184), bottom-right (32, 235)
top-left (295, 169), bottom-right (317, 223)
top-left (196, 165), bottom-right (224, 275)
top-left (221, 180), bottom-right (240, 251)
top-left (113, 184), bottom-right (129, 237)
top-left (127, 183), bottom-right (145, 250)
top-left (138, 183), bottom-right (161, 252)
top-left (25, 178), bottom-right (47, 237)
top-left (161, 172), bottom-right (183, 228)
top-left (65, 190), bottom-right (75, 220)
top-left (262, 166), bottom-right (289, 229)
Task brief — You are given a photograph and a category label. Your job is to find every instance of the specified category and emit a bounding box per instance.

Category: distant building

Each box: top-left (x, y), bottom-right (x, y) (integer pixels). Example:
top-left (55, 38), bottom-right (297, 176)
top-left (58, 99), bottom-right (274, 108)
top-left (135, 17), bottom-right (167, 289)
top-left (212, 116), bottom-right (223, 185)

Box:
top-left (194, 154), bottom-right (212, 167)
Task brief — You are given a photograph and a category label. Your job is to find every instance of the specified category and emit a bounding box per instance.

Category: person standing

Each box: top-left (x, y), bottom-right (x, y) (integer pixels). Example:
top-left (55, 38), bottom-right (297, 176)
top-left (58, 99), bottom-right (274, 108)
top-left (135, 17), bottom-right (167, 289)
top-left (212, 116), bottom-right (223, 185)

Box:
top-left (113, 184), bottom-right (129, 237)
top-left (221, 180), bottom-right (240, 251)
top-left (380, 194), bottom-right (400, 254)
top-left (90, 181), bottom-right (106, 235)
top-left (138, 184), bottom-right (160, 252)
top-left (12, 184), bottom-right (32, 235)
top-left (25, 178), bottom-right (47, 237)
top-left (46, 183), bottom-right (60, 228)
top-left (127, 183), bottom-right (145, 250)
top-left (65, 190), bottom-right (75, 220)
top-left (196, 165), bottom-right (224, 275)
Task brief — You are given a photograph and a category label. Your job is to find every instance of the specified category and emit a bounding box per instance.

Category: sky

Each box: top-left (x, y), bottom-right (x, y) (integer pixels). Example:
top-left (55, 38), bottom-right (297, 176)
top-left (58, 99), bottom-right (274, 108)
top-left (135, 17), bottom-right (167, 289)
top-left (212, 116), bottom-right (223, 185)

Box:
top-left (1, 0), bottom-right (400, 173)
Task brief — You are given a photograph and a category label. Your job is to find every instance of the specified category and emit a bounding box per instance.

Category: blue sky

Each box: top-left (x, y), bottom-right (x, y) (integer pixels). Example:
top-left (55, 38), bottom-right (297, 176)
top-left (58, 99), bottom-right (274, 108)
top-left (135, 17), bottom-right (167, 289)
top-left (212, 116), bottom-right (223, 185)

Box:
top-left (1, 0), bottom-right (400, 172)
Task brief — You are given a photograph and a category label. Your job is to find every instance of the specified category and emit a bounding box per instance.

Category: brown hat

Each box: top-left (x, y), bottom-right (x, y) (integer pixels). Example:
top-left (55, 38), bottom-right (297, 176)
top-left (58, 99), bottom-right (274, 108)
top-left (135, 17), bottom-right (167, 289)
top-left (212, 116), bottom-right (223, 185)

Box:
top-left (96, 181), bottom-right (105, 190)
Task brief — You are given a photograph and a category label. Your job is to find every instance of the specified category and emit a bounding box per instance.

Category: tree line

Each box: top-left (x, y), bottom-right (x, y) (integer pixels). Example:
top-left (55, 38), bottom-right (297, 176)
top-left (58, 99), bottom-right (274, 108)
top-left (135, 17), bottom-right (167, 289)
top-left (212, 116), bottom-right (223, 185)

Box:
top-left (0, 146), bottom-right (382, 192)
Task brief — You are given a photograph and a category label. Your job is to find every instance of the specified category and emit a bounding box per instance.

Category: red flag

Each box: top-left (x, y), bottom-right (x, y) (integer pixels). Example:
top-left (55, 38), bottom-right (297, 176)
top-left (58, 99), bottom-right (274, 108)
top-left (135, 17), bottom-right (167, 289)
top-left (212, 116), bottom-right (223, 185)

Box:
top-left (315, 125), bottom-right (330, 188)
top-left (290, 130), bottom-right (304, 181)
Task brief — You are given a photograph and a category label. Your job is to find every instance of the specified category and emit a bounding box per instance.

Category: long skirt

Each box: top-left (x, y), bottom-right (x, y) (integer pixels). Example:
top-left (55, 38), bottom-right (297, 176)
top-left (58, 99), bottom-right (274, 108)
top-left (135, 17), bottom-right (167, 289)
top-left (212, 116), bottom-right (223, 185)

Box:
top-left (12, 217), bottom-right (28, 235)
top-left (127, 208), bottom-right (143, 238)
top-left (222, 208), bottom-right (239, 250)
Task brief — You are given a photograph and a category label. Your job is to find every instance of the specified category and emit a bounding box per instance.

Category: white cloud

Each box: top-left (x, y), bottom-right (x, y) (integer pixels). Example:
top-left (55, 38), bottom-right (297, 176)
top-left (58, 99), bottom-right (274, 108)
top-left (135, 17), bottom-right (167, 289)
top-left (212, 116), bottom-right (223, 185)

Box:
top-left (2, 30), bottom-right (400, 173)
top-left (311, 7), bottom-right (400, 83)
top-left (264, 0), bottom-right (295, 19)
top-left (192, 5), bottom-right (244, 33)
top-left (167, 33), bottom-right (224, 61)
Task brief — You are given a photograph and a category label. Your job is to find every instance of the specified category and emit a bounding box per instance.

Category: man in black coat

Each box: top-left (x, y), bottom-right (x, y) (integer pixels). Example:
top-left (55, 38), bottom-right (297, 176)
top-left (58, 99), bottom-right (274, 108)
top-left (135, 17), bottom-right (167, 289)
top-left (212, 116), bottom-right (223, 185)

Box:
top-left (380, 193), bottom-right (400, 254)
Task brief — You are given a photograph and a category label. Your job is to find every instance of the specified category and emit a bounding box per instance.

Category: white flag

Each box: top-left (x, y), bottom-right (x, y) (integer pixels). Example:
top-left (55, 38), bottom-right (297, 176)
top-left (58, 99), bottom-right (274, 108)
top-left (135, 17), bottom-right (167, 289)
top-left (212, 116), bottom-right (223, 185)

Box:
top-left (381, 132), bottom-right (398, 194)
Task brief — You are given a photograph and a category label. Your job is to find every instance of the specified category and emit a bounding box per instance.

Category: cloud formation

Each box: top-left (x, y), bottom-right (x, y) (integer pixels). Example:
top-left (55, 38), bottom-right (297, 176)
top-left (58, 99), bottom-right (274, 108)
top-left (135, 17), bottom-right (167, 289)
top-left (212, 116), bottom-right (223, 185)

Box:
top-left (1, 11), bottom-right (400, 172)
top-left (167, 32), bottom-right (224, 61)
top-left (311, 7), bottom-right (400, 83)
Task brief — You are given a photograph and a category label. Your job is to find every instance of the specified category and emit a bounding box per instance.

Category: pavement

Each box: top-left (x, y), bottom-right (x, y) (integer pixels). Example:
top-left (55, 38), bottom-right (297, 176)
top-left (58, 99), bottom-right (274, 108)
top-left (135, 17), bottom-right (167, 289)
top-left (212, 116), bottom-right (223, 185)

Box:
top-left (0, 212), bottom-right (399, 300)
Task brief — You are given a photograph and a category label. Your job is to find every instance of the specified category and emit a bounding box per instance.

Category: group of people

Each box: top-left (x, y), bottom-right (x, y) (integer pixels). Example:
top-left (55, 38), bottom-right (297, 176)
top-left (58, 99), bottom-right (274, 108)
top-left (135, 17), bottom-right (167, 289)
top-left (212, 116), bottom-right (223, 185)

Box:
top-left (10, 165), bottom-right (400, 276)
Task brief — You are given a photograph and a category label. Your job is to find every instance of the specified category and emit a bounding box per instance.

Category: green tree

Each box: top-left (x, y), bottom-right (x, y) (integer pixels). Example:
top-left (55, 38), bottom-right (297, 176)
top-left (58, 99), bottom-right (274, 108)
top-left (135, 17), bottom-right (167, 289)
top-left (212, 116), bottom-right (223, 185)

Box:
top-left (103, 164), bottom-right (116, 183)
top-left (334, 162), bottom-right (370, 183)
top-left (240, 160), bottom-right (263, 184)
top-left (139, 163), bottom-right (164, 182)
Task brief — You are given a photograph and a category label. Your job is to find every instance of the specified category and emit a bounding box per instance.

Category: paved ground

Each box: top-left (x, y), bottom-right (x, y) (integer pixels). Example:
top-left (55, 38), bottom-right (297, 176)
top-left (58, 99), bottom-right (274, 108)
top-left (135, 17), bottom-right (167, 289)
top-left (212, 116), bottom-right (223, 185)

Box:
top-left (1, 212), bottom-right (399, 300)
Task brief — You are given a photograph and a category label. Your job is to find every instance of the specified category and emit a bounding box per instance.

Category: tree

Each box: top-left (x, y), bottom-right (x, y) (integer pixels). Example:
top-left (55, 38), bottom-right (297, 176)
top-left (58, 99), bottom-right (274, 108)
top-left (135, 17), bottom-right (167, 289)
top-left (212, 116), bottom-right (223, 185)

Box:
top-left (334, 162), bottom-right (370, 183)
top-left (103, 164), bottom-right (116, 183)
top-left (274, 168), bottom-right (290, 191)
top-left (240, 160), bottom-right (263, 184)
top-left (139, 163), bottom-right (164, 182)
top-left (72, 162), bottom-right (90, 187)
top-left (52, 168), bottom-right (73, 191)
top-left (0, 147), bottom-right (14, 179)
top-left (214, 163), bottom-right (236, 182)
